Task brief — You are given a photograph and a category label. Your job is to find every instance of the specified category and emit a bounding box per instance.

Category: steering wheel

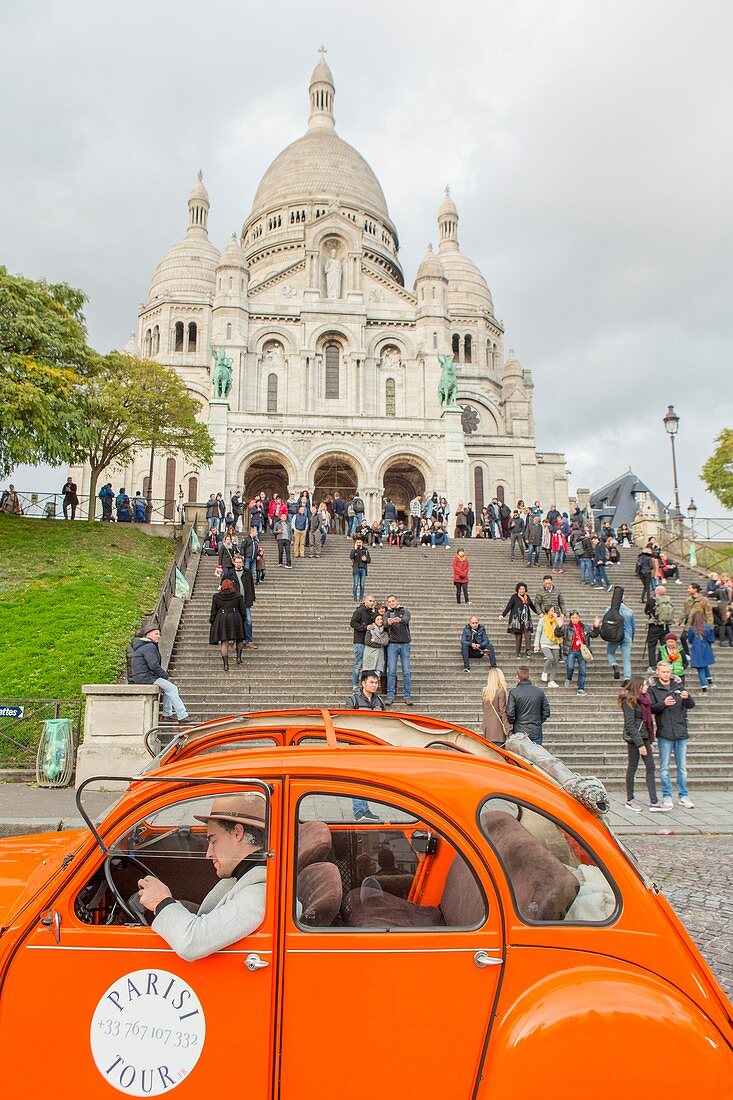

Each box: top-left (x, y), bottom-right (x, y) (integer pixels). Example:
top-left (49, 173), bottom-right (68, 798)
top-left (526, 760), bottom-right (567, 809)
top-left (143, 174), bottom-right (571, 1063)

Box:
top-left (104, 853), bottom-right (158, 926)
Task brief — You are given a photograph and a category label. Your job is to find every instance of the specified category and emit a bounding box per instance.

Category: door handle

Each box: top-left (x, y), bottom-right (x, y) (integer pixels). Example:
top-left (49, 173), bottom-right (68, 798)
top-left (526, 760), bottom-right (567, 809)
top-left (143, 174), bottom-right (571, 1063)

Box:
top-left (473, 950), bottom-right (502, 968)
top-left (244, 952), bottom-right (269, 972)
top-left (40, 910), bottom-right (61, 944)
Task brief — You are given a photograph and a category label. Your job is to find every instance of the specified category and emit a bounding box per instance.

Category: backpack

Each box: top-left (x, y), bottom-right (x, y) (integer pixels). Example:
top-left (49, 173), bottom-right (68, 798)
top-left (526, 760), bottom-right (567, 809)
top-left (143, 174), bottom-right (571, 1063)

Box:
top-left (353, 497), bottom-right (365, 514)
top-left (125, 644), bottom-right (136, 683)
top-left (600, 586), bottom-right (625, 643)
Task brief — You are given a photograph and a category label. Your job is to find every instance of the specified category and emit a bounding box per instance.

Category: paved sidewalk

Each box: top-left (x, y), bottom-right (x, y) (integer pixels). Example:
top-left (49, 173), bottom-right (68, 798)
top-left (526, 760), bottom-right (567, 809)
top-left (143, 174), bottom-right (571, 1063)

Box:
top-left (1, 783), bottom-right (733, 838)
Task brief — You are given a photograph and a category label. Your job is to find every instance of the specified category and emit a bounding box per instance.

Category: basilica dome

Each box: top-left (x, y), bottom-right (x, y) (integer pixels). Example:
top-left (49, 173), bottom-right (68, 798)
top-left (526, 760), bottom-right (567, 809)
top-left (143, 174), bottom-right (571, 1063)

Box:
top-left (250, 128), bottom-right (390, 223)
top-left (439, 250), bottom-right (494, 314)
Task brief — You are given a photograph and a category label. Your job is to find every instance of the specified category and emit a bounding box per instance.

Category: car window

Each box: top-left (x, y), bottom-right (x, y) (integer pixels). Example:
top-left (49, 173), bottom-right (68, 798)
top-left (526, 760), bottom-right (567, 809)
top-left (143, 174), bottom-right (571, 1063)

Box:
top-left (75, 788), bottom-right (267, 926)
top-left (294, 793), bottom-right (487, 932)
top-left (479, 797), bottom-right (619, 924)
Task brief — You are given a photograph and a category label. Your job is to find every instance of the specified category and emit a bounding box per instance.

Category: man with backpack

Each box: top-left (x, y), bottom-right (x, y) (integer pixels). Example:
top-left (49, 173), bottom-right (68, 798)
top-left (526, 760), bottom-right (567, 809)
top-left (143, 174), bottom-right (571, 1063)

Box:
top-left (601, 586), bottom-right (635, 681)
top-left (644, 583), bottom-right (674, 671)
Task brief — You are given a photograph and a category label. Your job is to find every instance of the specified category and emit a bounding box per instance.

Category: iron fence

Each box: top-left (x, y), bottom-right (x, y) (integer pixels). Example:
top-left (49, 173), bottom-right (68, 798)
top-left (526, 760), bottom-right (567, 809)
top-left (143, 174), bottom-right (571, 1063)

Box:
top-left (659, 517), bottom-right (733, 575)
top-left (0, 698), bottom-right (82, 773)
top-left (1, 490), bottom-right (183, 524)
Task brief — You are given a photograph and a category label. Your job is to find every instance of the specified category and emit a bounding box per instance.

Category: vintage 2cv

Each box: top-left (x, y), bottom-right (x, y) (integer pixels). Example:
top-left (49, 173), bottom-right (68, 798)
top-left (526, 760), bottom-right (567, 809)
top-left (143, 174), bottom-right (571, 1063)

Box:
top-left (0, 708), bottom-right (731, 1098)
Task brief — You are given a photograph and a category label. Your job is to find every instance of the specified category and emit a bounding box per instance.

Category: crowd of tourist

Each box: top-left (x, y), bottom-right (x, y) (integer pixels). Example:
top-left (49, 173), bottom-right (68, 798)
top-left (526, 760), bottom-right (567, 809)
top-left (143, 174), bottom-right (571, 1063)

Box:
top-left (118, 479), bottom-right (731, 816)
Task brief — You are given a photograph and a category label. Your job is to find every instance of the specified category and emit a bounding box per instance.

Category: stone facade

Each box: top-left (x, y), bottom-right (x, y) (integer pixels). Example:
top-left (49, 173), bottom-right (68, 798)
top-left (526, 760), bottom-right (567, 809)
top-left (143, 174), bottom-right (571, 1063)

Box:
top-left (72, 54), bottom-right (568, 522)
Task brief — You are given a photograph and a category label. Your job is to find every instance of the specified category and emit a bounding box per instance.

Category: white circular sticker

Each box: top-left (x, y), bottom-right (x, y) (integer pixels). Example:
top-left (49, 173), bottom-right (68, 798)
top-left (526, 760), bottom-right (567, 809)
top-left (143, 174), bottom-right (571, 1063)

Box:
top-left (90, 969), bottom-right (206, 1095)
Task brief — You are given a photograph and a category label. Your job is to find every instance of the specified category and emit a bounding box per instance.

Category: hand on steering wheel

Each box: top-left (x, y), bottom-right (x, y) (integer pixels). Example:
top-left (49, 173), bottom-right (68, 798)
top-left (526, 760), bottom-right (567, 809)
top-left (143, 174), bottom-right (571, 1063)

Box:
top-left (103, 853), bottom-right (158, 925)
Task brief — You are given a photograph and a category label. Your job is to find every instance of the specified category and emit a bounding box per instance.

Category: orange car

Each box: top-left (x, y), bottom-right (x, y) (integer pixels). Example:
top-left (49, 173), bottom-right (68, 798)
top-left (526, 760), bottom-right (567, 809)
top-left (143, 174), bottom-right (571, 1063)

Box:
top-left (0, 709), bottom-right (731, 1098)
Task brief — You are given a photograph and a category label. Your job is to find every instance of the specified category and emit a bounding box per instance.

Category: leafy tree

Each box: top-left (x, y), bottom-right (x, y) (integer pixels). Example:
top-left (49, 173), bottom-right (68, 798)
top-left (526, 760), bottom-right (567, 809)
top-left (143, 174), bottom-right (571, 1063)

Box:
top-left (0, 266), bottom-right (92, 476)
top-left (78, 353), bottom-right (214, 520)
top-left (702, 429), bottom-right (733, 511)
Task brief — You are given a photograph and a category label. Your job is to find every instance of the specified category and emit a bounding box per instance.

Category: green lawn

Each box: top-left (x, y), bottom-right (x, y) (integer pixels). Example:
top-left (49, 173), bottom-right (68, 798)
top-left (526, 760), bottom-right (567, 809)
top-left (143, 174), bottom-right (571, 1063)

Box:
top-left (0, 515), bottom-right (173, 699)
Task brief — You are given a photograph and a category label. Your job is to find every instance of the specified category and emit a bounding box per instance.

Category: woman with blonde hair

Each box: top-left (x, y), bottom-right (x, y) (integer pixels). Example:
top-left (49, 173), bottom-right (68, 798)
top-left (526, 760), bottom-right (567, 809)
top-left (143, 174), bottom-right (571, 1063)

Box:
top-left (481, 666), bottom-right (510, 745)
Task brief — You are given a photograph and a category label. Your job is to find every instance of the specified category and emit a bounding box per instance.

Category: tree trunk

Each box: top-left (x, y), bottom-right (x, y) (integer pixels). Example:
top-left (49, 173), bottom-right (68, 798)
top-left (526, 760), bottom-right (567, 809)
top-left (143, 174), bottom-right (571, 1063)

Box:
top-left (87, 467), bottom-right (102, 522)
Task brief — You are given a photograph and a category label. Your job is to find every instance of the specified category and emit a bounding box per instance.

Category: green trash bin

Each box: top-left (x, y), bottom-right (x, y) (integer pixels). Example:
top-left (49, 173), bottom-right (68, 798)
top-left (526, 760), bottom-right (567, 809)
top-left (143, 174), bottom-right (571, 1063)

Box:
top-left (36, 718), bottom-right (73, 788)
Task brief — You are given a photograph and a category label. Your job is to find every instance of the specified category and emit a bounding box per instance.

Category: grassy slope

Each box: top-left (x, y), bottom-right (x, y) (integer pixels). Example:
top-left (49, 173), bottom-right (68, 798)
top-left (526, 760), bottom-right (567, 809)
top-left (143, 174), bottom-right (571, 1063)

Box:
top-left (0, 516), bottom-right (173, 698)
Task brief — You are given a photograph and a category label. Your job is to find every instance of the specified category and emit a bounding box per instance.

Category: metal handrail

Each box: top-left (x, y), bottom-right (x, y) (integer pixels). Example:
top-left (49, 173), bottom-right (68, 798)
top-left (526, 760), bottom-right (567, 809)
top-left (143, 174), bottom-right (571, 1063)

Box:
top-left (149, 517), bottom-right (199, 633)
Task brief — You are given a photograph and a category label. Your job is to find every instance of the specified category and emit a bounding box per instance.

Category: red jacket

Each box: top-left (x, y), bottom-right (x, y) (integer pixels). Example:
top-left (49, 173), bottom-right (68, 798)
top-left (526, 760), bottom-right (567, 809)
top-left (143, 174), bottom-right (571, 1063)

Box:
top-left (453, 556), bottom-right (469, 583)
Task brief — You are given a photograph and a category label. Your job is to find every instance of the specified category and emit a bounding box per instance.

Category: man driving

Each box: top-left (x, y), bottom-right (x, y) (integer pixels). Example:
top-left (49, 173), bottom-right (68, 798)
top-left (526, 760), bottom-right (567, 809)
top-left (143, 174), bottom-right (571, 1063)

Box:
top-left (137, 792), bottom-right (267, 961)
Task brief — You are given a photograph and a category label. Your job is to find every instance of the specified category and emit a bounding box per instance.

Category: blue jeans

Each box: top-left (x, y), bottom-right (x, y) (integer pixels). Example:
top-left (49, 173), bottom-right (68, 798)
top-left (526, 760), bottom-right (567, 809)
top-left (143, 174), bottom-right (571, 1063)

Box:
top-left (387, 643), bottom-right (412, 700)
top-left (658, 737), bottom-right (688, 798)
top-left (695, 665), bottom-right (712, 687)
top-left (552, 549), bottom-right (565, 568)
top-left (352, 569), bottom-right (366, 600)
top-left (352, 798), bottom-right (371, 817)
top-left (244, 606), bottom-right (253, 643)
top-left (606, 637), bottom-right (632, 680)
top-left (352, 643), bottom-right (365, 687)
top-left (154, 677), bottom-right (188, 719)
top-left (579, 557), bottom-right (595, 584)
top-left (594, 563), bottom-right (610, 588)
top-left (432, 534), bottom-right (451, 548)
top-left (566, 650), bottom-right (587, 691)
top-left (527, 544), bottom-right (540, 565)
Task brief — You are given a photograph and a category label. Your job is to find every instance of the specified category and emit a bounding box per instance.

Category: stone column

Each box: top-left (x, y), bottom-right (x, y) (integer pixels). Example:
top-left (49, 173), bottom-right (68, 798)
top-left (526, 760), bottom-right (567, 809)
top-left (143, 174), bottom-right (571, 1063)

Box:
top-left (442, 405), bottom-right (470, 511)
top-left (363, 485), bottom-right (382, 525)
top-left (205, 399), bottom-right (230, 494)
top-left (76, 685), bottom-right (160, 790)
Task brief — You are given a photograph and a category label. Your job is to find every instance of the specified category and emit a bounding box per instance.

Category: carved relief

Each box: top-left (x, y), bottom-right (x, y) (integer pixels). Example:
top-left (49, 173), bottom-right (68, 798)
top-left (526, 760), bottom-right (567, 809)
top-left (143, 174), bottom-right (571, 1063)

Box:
top-left (379, 345), bottom-right (402, 371)
top-left (460, 405), bottom-right (480, 435)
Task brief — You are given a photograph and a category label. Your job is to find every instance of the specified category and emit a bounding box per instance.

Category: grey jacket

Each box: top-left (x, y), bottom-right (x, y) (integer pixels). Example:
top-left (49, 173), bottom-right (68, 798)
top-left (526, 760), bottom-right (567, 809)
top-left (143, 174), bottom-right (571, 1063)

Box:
top-left (152, 863), bottom-right (267, 961)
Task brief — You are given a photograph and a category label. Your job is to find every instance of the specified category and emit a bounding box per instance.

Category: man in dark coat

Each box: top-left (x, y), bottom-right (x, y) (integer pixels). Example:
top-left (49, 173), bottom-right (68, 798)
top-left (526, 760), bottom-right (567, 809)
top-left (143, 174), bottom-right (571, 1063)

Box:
top-left (62, 477), bottom-right (78, 520)
top-left (350, 594), bottom-right (376, 688)
top-left (130, 623), bottom-right (193, 723)
top-left (223, 553), bottom-right (257, 649)
top-left (460, 617), bottom-right (497, 672)
top-left (648, 661), bottom-right (695, 809)
top-left (506, 667), bottom-right (550, 745)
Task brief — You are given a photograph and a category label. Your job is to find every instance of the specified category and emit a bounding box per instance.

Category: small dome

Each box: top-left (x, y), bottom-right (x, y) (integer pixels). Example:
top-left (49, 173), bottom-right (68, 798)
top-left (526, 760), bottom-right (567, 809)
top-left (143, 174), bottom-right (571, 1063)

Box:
top-left (218, 232), bottom-right (247, 269)
top-left (310, 57), bottom-right (334, 87)
top-left (188, 169), bottom-right (209, 205)
top-left (415, 243), bottom-right (445, 282)
top-left (504, 348), bottom-right (522, 376)
top-left (439, 186), bottom-right (458, 219)
top-left (439, 250), bottom-right (494, 314)
top-left (148, 234), bottom-right (220, 302)
top-left (123, 332), bottom-right (139, 356)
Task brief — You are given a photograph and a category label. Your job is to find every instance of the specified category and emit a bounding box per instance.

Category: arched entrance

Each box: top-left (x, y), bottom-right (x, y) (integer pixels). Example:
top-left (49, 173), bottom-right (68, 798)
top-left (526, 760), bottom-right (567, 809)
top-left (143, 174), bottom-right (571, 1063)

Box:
top-left (243, 456), bottom-right (289, 501)
top-left (313, 456), bottom-right (358, 502)
top-left (382, 460), bottom-right (426, 521)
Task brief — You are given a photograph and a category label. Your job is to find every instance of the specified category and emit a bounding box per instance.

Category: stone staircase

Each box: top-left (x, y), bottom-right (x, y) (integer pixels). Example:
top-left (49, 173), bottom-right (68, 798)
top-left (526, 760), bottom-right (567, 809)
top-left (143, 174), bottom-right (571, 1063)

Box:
top-left (168, 533), bottom-right (733, 788)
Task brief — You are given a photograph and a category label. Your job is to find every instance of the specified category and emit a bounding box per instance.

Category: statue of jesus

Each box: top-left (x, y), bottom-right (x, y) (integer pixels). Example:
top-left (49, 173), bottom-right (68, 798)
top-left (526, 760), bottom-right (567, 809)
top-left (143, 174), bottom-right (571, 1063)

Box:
top-left (324, 248), bottom-right (342, 299)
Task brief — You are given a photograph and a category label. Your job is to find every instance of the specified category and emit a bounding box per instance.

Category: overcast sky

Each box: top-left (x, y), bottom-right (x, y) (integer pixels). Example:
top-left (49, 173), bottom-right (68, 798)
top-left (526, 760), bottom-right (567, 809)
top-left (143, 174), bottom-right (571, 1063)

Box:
top-left (2, 0), bottom-right (731, 514)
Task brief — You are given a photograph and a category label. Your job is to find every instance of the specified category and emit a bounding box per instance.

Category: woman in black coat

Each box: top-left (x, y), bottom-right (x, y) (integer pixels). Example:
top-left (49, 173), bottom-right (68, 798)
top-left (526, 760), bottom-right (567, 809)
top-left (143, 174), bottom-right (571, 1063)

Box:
top-left (209, 579), bottom-right (246, 670)
top-left (501, 582), bottom-right (538, 658)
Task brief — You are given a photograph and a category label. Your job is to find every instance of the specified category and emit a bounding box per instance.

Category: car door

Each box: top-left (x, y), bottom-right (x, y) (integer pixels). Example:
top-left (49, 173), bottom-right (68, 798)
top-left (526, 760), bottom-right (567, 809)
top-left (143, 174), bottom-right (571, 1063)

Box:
top-left (279, 784), bottom-right (504, 1100)
top-left (0, 780), bottom-right (280, 1098)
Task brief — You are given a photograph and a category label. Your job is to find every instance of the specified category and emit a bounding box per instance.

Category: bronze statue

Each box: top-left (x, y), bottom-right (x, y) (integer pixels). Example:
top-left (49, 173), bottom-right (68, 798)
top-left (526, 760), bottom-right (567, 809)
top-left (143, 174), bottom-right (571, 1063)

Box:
top-left (437, 353), bottom-right (458, 408)
top-left (210, 344), bottom-right (233, 399)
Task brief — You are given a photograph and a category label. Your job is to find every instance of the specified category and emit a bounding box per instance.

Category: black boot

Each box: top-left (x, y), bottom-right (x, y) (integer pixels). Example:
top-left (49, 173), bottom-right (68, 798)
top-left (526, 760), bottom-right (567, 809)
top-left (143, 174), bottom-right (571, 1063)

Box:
top-left (236, 649), bottom-right (243, 665)
top-left (222, 654), bottom-right (229, 671)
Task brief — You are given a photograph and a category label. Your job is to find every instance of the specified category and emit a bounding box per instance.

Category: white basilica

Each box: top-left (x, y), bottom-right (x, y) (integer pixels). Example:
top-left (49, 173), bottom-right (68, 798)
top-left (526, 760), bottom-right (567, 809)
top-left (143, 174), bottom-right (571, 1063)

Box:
top-left (75, 54), bottom-right (569, 522)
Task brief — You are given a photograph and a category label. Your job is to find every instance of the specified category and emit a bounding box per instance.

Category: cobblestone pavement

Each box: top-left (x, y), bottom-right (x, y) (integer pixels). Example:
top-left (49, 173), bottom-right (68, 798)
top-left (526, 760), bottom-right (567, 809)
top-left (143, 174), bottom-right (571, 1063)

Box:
top-left (626, 835), bottom-right (733, 999)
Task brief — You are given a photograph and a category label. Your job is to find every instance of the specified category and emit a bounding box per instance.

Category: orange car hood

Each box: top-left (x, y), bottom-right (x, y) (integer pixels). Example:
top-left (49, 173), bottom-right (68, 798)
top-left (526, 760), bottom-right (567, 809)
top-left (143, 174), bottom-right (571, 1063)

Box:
top-left (0, 830), bottom-right (86, 931)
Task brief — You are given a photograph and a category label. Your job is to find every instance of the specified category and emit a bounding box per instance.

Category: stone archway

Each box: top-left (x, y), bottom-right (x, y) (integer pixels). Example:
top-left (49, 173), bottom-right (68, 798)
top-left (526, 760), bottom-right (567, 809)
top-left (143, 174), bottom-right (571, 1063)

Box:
top-left (243, 456), bottom-right (289, 501)
top-left (382, 459), bottom-right (426, 522)
top-left (313, 456), bottom-right (358, 502)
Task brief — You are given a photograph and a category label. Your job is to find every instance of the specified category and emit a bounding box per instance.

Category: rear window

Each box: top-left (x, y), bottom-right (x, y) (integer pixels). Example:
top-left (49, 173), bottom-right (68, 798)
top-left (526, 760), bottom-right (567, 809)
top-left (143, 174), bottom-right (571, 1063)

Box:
top-left (479, 797), bottom-right (619, 925)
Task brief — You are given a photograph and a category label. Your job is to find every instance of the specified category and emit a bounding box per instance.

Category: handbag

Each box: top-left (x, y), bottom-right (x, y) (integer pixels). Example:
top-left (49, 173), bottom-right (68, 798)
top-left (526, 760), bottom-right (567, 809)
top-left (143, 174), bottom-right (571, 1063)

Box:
top-left (579, 643), bottom-right (593, 662)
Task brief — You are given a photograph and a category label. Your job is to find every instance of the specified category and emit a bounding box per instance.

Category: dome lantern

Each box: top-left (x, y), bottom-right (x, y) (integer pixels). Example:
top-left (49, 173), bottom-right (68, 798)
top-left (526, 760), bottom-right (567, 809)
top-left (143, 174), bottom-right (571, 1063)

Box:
top-left (188, 170), bottom-right (210, 235)
top-left (308, 46), bottom-right (335, 132)
top-left (438, 186), bottom-right (459, 251)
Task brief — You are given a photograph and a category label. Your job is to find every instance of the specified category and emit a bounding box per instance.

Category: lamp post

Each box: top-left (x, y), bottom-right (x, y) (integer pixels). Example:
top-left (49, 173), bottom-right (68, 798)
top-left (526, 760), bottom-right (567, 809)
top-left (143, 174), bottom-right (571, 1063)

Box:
top-left (662, 405), bottom-right (681, 525)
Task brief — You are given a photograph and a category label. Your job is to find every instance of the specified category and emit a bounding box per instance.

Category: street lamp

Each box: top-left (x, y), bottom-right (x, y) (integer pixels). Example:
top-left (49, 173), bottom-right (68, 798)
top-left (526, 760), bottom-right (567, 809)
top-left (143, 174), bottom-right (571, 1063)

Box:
top-left (662, 405), bottom-right (681, 520)
top-left (687, 498), bottom-right (697, 538)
